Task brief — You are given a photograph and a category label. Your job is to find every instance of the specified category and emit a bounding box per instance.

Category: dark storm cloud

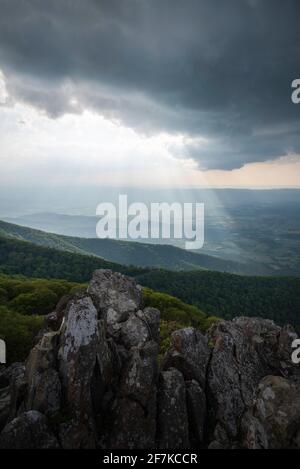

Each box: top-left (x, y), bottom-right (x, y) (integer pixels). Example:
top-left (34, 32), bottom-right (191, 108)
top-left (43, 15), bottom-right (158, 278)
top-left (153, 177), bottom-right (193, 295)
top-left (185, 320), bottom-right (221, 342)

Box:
top-left (0, 0), bottom-right (300, 169)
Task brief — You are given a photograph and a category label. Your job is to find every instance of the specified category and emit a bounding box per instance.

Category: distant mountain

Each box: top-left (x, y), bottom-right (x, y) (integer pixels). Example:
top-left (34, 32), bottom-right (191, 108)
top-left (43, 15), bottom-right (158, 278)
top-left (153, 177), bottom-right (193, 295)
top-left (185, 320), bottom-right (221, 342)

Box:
top-left (3, 212), bottom-right (98, 238)
top-left (0, 219), bottom-right (259, 274)
top-left (1, 187), bottom-right (300, 220)
top-left (4, 194), bottom-right (300, 277)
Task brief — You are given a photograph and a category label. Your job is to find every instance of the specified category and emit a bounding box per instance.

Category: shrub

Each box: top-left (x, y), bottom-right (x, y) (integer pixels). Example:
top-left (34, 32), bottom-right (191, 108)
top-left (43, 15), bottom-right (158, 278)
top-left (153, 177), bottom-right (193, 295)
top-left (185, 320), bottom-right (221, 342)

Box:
top-left (0, 306), bottom-right (43, 364)
top-left (143, 287), bottom-right (220, 355)
top-left (9, 288), bottom-right (58, 315)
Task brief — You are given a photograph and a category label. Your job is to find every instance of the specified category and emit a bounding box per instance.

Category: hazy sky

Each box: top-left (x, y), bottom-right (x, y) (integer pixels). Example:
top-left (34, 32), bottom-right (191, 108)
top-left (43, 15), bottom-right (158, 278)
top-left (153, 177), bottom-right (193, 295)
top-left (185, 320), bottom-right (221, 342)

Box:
top-left (0, 0), bottom-right (300, 188)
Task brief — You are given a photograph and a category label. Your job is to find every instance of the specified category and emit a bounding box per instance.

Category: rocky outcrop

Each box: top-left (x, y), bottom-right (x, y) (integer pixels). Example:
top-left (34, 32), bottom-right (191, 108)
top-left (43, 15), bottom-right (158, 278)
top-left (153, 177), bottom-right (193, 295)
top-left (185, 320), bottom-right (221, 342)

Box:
top-left (0, 410), bottom-right (59, 449)
top-left (0, 270), bottom-right (299, 449)
top-left (242, 375), bottom-right (300, 449)
top-left (206, 318), bottom-right (299, 448)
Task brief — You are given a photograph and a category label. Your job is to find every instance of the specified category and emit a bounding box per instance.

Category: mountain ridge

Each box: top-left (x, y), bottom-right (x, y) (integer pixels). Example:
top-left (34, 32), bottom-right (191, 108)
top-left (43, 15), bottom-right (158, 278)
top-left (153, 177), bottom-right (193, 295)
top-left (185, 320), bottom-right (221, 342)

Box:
top-left (0, 219), bottom-right (275, 275)
top-left (0, 234), bottom-right (299, 331)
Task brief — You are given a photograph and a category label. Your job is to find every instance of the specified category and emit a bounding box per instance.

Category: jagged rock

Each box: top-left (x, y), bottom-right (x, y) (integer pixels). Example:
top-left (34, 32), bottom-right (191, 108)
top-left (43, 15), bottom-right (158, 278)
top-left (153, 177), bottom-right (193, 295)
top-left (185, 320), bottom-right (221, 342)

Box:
top-left (186, 380), bottom-right (206, 446)
top-left (35, 294), bottom-right (73, 342)
top-left (0, 362), bottom-right (25, 388)
top-left (206, 317), bottom-right (299, 447)
top-left (88, 270), bottom-right (143, 342)
top-left (120, 341), bottom-right (159, 407)
top-left (141, 307), bottom-right (161, 343)
top-left (0, 410), bottom-right (59, 449)
top-left (2, 363), bottom-right (26, 424)
top-left (0, 270), bottom-right (299, 450)
top-left (0, 381), bottom-right (10, 431)
top-left (240, 412), bottom-right (269, 449)
top-left (27, 368), bottom-right (61, 417)
top-left (26, 331), bottom-right (58, 373)
top-left (107, 304), bottom-right (160, 447)
top-left (160, 329), bottom-right (209, 445)
top-left (120, 311), bottom-right (151, 348)
top-left (0, 363), bottom-right (25, 430)
top-left (162, 327), bottom-right (210, 389)
top-left (88, 269), bottom-right (142, 320)
top-left (108, 397), bottom-right (157, 449)
top-left (96, 321), bottom-right (122, 388)
top-left (25, 331), bottom-right (60, 417)
top-left (57, 293), bottom-right (100, 448)
top-left (157, 368), bottom-right (190, 449)
top-left (243, 375), bottom-right (300, 449)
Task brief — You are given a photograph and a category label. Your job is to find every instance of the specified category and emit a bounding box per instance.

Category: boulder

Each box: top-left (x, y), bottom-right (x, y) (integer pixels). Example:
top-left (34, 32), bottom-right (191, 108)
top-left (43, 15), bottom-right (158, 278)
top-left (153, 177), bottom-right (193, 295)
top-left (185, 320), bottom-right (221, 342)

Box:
top-left (206, 317), bottom-right (299, 447)
top-left (88, 269), bottom-right (142, 320)
top-left (0, 410), bottom-right (59, 449)
top-left (120, 311), bottom-right (151, 348)
top-left (243, 375), bottom-right (300, 449)
top-left (162, 327), bottom-right (210, 389)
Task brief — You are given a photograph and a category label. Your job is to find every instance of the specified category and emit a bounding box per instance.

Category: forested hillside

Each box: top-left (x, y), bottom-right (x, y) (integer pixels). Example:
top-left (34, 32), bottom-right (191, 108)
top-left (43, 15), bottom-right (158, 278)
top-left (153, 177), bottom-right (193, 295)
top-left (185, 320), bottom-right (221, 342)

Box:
top-left (0, 235), bottom-right (299, 331)
top-left (0, 219), bottom-right (252, 274)
top-left (0, 274), bottom-right (216, 364)
top-left (0, 236), bottom-right (147, 281)
top-left (138, 270), bottom-right (300, 330)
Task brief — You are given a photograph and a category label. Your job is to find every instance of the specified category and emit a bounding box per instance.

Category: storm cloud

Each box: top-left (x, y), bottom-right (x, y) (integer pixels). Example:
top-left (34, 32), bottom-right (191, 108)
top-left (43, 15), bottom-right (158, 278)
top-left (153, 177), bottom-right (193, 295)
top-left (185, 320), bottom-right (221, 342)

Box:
top-left (0, 0), bottom-right (300, 169)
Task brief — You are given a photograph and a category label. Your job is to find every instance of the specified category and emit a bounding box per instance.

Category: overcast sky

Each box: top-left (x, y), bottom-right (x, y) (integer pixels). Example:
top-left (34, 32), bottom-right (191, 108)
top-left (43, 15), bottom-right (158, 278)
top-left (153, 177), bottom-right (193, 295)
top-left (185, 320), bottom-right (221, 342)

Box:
top-left (0, 0), bottom-right (300, 188)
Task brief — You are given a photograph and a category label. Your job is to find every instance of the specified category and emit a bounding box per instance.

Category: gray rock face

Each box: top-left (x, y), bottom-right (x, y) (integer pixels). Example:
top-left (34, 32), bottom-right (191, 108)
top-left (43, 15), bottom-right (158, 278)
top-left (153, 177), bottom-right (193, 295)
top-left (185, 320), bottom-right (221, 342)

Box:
top-left (242, 375), bottom-right (300, 449)
top-left (0, 379), bottom-right (10, 432)
top-left (25, 332), bottom-right (60, 417)
top-left (186, 380), bottom-right (206, 446)
top-left (158, 368), bottom-right (190, 449)
top-left (0, 362), bottom-right (25, 429)
top-left (120, 342), bottom-right (159, 406)
top-left (0, 410), bottom-right (59, 449)
top-left (162, 327), bottom-right (210, 389)
top-left (159, 327), bottom-right (209, 448)
top-left (107, 339), bottom-right (159, 449)
top-left (58, 294), bottom-right (99, 448)
top-left (142, 307), bottom-right (161, 343)
top-left (108, 396), bottom-right (157, 449)
top-left (88, 269), bottom-right (142, 319)
top-left (206, 317), bottom-right (299, 448)
top-left (0, 270), bottom-right (160, 449)
top-left (0, 270), bottom-right (299, 449)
